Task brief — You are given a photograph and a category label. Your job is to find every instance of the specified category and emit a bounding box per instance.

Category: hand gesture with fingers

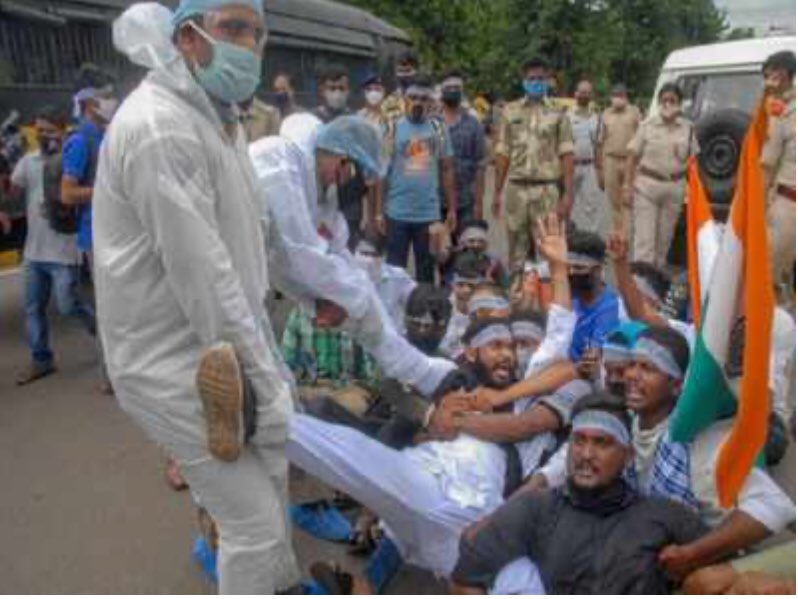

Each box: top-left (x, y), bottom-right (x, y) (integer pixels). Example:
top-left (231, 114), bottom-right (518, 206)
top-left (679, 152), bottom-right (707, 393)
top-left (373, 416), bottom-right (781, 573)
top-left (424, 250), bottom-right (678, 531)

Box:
top-left (605, 229), bottom-right (628, 264)
top-left (535, 212), bottom-right (567, 268)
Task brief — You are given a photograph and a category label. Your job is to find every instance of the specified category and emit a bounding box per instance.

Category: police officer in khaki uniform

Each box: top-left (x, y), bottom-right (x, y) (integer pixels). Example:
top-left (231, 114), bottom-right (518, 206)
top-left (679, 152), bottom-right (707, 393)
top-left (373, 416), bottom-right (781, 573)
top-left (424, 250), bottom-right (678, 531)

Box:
top-left (760, 50), bottom-right (796, 300)
top-left (493, 57), bottom-right (574, 269)
top-left (624, 82), bottom-right (698, 268)
top-left (596, 84), bottom-right (641, 233)
top-left (242, 96), bottom-right (281, 142)
top-left (569, 79), bottom-right (604, 236)
top-left (382, 49), bottom-right (418, 123)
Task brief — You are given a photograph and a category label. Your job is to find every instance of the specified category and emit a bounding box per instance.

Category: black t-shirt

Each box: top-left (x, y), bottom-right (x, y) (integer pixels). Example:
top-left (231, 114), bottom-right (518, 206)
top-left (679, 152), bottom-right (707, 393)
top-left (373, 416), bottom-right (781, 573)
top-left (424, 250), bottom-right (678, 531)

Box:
top-left (452, 481), bottom-right (707, 594)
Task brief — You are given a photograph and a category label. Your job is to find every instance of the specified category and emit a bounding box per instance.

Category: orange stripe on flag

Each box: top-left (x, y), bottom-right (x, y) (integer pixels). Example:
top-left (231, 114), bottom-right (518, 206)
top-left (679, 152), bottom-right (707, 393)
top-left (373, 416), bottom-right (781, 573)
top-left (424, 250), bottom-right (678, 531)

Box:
top-left (715, 99), bottom-right (774, 508)
top-left (686, 157), bottom-right (713, 327)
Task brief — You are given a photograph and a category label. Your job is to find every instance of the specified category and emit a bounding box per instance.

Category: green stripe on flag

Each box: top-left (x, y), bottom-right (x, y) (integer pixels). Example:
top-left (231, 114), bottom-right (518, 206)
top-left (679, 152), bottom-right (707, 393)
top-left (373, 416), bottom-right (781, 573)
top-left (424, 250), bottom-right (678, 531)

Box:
top-left (670, 331), bottom-right (738, 443)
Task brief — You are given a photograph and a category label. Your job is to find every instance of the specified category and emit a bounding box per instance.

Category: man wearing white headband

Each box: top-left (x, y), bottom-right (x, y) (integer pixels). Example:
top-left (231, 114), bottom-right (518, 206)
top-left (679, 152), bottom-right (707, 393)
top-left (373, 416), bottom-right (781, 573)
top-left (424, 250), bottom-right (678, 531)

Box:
top-left (382, 72), bottom-right (457, 283)
top-left (294, 314), bottom-right (585, 594)
top-left (439, 251), bottom-right (488, 360)
top-left (452, 391), bottom-right (711, 594)
top-left (439, 219), bottom-right (508, 288)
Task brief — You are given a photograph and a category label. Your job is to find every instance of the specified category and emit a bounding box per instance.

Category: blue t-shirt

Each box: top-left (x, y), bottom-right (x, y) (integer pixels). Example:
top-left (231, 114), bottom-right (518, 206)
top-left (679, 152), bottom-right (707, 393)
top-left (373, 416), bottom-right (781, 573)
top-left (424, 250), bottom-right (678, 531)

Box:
top-left (62, 119), bottom-right (104, 252)
top-left (385, 117), bottom-right (453, 223)
top-left (570, 285), bottom-right (621, 361)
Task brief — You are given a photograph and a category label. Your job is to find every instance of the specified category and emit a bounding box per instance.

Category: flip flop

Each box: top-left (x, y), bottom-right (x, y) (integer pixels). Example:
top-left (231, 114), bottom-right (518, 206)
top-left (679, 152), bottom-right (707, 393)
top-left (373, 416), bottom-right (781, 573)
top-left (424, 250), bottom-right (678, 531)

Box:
top-left (191, 535), bottom-right (218, 584)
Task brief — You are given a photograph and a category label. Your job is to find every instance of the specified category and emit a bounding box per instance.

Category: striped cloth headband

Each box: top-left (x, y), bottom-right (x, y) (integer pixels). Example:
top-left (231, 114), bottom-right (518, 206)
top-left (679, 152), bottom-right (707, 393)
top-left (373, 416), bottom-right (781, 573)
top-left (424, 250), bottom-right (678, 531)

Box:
top-left (511, 321), bottom-right (544, 342)
top-left (468, 296), bottom-right (509, 315)
top-left (631, 337), bottom-right (683, 379)
top-left (468, 323), bottom-right (514, 349)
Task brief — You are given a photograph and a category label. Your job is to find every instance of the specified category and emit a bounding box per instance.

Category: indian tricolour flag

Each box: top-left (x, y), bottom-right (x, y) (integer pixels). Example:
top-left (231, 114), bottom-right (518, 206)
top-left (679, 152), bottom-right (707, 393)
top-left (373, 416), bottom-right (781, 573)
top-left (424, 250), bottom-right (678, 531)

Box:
top-left (670, 100), bottom-right (774, 508)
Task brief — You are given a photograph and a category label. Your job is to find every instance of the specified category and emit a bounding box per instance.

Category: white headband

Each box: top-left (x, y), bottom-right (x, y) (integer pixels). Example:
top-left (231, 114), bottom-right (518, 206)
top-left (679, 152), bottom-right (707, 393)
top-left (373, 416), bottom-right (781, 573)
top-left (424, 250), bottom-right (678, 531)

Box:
top-left (441, 76), bottom-right (464, 89)
top-left (572, 409), bottom-right (631, 446)
top-left (468, 296), bottom-right (509, 315)
top-left (601, 342), bottom-right (631, 365)
top-left (511, 321), bottom-right (544, 342)
top-left (405, 84), bottom-right (433, 98)
top-left (631, 337), bottom-right (683, 379)
top-left (468, 323), bottom-right (514, 349)
top-left (459, 226), bottom-right (489, 244)
top-left (73, 85), bottom-right (113, 118)
top-left (453, 274), bottom-right (484, 286)
top-left (567, 252), bottom-right (602, 267)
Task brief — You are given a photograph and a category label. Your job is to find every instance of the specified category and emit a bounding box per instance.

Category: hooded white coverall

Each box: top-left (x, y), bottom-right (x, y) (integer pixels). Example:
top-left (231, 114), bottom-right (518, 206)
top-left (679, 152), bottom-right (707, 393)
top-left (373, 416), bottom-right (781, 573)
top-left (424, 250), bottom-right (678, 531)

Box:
top-left (94, 4), bottom-right (299, 593)
top-left (95, 5), bottom-right (454, 593)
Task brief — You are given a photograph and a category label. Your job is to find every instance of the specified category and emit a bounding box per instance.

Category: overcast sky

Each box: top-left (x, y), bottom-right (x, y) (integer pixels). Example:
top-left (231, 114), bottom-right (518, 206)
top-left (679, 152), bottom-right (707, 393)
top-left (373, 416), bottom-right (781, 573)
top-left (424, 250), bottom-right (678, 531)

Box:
top-left (715, 0), bottom-right (795, 33)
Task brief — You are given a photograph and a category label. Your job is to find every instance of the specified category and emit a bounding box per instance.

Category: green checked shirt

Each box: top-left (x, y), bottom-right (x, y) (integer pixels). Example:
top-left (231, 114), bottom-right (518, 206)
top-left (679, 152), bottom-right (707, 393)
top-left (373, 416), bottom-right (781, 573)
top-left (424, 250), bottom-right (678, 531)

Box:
top-left (281, 308), bottom-right (378, 386)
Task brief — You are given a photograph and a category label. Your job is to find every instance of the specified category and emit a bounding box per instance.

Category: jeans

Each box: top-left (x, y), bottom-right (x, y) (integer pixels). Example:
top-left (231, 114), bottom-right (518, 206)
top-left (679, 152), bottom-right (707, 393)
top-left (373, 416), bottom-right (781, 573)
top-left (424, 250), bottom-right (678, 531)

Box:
top-left (24, 260), bottom-right (96, 366)
top-left (386, 218), bottom-right (435, 283)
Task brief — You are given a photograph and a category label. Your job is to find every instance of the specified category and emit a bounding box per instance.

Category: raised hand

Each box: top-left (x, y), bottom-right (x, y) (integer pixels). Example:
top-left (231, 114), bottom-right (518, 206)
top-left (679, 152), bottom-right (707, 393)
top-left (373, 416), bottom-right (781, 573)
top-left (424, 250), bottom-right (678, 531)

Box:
top-left (534, 212), bottom-right (567, 267)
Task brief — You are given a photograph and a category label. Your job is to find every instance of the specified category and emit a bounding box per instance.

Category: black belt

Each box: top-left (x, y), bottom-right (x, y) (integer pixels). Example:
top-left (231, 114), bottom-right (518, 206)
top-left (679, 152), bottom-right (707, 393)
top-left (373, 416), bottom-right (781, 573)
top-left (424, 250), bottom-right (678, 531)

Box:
top-left (574, 158), bottom-right (594, 166)
top-left (509, 178), bottom-right (561, 187)
top-left (639, 165), bottom-right (686, 183)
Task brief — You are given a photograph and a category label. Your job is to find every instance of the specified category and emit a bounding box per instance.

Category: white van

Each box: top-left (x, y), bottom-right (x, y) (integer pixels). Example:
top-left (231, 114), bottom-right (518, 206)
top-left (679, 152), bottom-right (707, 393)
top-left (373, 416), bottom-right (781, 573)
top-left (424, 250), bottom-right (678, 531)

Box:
top-left (651, 36), bottom-right (795, 206)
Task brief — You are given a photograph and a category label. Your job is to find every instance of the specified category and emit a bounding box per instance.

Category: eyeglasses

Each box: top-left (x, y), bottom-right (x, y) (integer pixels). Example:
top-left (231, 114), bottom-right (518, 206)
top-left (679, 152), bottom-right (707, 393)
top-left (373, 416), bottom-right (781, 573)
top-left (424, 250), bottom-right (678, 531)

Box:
top-left (201, 13), bottom-right (268, 52)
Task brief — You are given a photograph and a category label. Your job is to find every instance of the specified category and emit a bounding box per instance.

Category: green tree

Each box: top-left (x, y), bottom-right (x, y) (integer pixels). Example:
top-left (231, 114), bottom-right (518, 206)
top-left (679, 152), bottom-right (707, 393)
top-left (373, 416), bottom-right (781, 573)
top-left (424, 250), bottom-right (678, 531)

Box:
top-left (344, 0), bottom-right (726, 100)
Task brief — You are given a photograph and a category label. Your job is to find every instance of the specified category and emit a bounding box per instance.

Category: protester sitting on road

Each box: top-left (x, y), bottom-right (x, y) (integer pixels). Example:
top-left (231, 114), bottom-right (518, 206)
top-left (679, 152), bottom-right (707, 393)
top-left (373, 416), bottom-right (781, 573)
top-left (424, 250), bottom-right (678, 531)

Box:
top-left (450, 391), bottom-right (710, 595)
top-left (566, 227), bottom-right (621, 362)
top-left (438, 219), bottom-right (508, 288)
top-left (9, 106), bottom-right (96, 385)
top-left (439, 251), bottom-right (488, 360)
top-left (293, 315), bottom-right (589, 594)
top-left (530, 326), bottom-right (795, 580)
top-left (352, 231), bottom-right (416, 335)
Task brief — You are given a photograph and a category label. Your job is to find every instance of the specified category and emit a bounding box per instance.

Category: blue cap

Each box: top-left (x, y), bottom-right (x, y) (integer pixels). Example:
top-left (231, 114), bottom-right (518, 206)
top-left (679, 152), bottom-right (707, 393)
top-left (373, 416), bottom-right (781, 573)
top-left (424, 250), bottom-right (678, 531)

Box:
top-left (316, 115), bottom-right (386, 180)
top-left (172, 0), bottom-right (264, 28)
top-left (361, 72), bottom-right (383, 88)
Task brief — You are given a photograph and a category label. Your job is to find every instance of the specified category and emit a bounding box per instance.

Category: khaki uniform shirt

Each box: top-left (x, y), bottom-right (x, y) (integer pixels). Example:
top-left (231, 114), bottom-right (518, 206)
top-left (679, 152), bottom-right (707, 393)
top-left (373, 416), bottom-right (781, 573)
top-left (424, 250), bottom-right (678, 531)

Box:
top-left (496, 98), bottom-right (574, 181)
top-left (761, 88), bottom-right (796, 190)
top-left (627, 113), bottom-right (699, 178)
top-left (569, 107), bottom-right (600, 162)
top-left (242, 98), bottom-right (281, 143)
top-left (599, 105), bottom-right (641, 158)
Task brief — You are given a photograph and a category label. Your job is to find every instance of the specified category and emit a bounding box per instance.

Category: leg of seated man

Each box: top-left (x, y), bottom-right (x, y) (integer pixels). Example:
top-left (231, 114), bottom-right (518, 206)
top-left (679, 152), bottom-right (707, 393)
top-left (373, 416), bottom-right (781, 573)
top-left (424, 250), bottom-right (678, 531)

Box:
top-left (288, 414), bottom-right (488, 574)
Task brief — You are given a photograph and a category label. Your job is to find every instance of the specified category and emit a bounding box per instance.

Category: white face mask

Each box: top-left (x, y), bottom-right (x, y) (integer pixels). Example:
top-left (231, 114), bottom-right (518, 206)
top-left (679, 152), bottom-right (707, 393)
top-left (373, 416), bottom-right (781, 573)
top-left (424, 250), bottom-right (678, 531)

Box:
top-left (365, 89), bottom-right (385, 107)
top-left (324, 89), bottom-right (348, 111)
top-left (660, 104), bottom-right (680, 120)
top-left (95, 98), bottom-right (119, 122)
top-left (354, 252), bottom-right (382, 283)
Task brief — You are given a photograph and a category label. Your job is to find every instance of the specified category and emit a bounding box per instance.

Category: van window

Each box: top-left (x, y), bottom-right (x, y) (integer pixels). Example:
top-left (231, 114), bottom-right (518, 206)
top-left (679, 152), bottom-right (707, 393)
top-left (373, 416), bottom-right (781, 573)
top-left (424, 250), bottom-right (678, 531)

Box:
top-left (677, 73), bottom-right (763, 120)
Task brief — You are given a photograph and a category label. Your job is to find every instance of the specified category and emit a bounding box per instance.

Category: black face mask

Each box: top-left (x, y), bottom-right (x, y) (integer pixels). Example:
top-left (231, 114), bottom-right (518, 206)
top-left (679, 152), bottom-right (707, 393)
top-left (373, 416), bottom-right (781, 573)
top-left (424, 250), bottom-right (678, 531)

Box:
top-left (606, 380), bottom-right (626, 397)
top-left (409, 104), bottom-right (426, 124)
top-left (275, 92), bottom-right (290, 111)
top-left (441, 90), bottom-right (462, 107)
top-left (397, 75), bottom-right (413, 91)
top-left (407, 333), bottom-right (442, 355)
top-left (569, 273), bottom-right (596, 293)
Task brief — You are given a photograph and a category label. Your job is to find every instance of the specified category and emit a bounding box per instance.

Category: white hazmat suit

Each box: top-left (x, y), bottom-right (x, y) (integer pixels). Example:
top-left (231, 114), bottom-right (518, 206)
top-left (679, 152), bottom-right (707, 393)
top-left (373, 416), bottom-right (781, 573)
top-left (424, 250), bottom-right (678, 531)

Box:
top-left (94, 4), bottom-right (298, 593)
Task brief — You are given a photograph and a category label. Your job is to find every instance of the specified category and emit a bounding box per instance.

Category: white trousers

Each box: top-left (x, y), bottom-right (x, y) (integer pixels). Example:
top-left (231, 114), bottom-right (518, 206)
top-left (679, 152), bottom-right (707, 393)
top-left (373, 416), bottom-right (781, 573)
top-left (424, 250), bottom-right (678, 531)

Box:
top-left (153, 423), bottom-right (300, 594)
top-left (287, 413), bottom-right (545, 594)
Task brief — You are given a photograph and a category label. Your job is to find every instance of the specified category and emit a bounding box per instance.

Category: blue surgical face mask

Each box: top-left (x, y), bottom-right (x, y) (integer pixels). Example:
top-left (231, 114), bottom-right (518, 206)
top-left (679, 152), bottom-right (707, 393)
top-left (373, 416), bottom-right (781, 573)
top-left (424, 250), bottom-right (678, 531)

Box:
top-left (523, 79), bottom-right (548, 100)
top-left (189, 21), bottom-right (262, 104)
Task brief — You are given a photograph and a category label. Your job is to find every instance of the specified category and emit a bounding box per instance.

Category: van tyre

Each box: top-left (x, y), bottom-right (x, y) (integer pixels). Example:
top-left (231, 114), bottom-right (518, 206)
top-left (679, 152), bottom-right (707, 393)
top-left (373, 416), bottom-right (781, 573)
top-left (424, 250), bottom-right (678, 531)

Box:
top-left (696, 108), bottom-right (751, 205)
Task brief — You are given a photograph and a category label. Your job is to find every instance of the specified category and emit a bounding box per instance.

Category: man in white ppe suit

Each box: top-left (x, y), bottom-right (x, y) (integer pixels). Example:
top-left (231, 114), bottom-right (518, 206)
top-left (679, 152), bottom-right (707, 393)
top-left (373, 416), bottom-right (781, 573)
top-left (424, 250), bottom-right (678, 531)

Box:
top-left (96, 2), bottom-right (456, 593)
top-left (93, 1), bottom-right (301, 593)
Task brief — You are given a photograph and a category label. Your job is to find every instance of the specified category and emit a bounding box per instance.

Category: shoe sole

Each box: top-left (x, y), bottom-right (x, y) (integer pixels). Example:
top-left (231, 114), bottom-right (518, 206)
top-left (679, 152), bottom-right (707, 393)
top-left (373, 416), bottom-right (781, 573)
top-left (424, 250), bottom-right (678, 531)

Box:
top-left (196, 342), bottom-right (243, 462)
